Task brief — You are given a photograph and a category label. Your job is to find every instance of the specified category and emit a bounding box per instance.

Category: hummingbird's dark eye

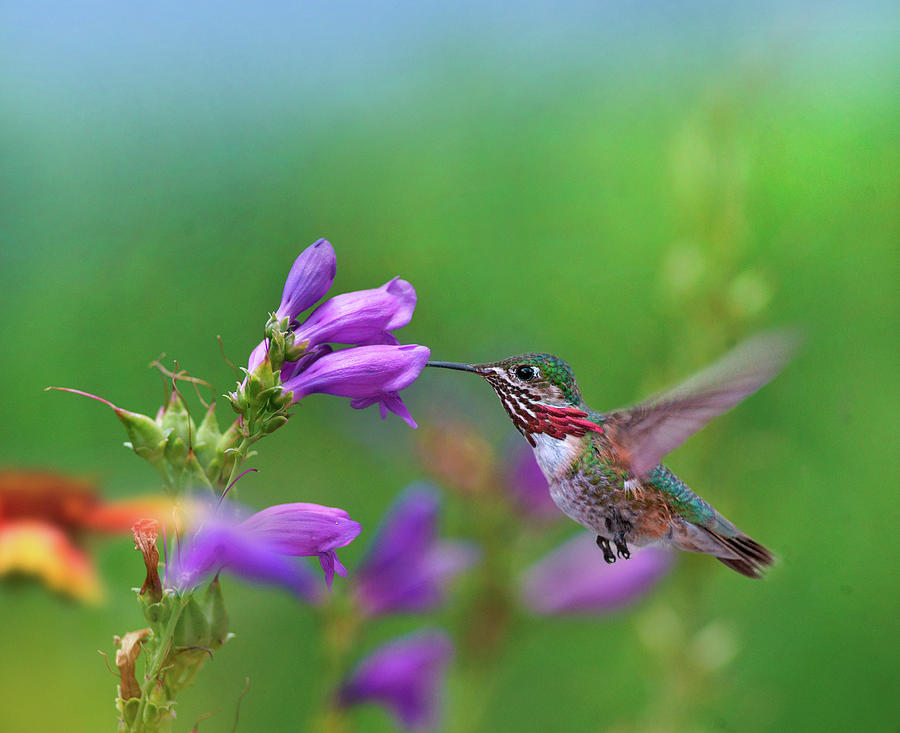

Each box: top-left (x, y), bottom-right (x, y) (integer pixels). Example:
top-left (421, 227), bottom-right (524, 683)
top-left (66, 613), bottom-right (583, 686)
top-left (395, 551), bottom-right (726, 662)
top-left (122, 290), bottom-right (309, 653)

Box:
top-left (515, 365), bottom-right (537, 381)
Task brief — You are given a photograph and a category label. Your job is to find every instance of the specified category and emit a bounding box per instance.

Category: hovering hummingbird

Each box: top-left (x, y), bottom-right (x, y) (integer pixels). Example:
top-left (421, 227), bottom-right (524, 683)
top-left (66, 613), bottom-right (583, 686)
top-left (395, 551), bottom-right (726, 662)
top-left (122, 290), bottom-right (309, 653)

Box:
top-left (428, 331), bottom-right (798, 577)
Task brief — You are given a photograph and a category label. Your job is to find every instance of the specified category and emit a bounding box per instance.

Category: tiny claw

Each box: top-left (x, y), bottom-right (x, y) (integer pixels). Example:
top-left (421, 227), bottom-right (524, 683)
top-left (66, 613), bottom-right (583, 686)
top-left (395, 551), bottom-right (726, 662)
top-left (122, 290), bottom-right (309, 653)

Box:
top-left (614, 536), bottom-right (631, 560)
top-left (596, 536), bottom-right (617, 564)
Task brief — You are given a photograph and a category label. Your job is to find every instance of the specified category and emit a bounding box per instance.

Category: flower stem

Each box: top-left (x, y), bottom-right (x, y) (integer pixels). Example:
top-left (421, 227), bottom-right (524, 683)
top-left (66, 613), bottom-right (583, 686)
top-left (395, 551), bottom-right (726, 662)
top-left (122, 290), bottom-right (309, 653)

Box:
top-left (222, 436), bottom-right (256, 498)
top-left (127, 595), bottom-right (190, 733)
top-left (310, 597), bottom-right (361, 733)
top-left (449, 498), bottom-right (522, 733)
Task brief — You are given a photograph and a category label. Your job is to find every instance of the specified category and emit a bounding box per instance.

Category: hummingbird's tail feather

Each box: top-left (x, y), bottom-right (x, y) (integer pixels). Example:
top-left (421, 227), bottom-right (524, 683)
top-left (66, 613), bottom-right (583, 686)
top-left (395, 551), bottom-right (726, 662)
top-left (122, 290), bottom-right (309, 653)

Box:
top-left (670, 518), bottom-right (774, 578)
top-left (702, 528), bottom-right (774, 578)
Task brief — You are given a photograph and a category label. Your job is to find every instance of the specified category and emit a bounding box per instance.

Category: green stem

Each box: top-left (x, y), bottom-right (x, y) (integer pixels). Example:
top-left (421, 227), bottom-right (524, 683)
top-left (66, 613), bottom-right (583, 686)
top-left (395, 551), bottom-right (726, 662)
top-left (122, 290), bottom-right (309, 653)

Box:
top-left (310, 597), bottom-right (361, 733)
top-left (222, 436), bottom-right (255, 496)
top-left (448, 498), bottom-right (521, 733)
top-left (128, 595), bottom-right (190, 733)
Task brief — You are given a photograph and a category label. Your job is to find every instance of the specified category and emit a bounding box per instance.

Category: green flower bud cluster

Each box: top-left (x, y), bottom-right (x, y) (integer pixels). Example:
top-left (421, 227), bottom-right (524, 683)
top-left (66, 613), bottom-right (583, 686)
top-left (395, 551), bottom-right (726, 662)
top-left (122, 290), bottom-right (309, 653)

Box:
top-left (118, 582), bottom-right (231, 732)
top-left (226, 314), bottom-right (306, 442)
top-left (116, 393), bottom-right (239, 495)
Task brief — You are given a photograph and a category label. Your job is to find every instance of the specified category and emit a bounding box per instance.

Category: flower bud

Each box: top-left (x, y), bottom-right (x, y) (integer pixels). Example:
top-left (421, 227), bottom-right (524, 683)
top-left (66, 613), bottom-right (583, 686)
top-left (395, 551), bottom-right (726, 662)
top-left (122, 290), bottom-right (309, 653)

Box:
top-left (203, 577), bottom-right (230, 648)
top-left (159, 392), bottom-right (196, 448)
top-left (193, 405), bottom-right (222, 474)
top-left (116, 408), bottom-right (168, 467)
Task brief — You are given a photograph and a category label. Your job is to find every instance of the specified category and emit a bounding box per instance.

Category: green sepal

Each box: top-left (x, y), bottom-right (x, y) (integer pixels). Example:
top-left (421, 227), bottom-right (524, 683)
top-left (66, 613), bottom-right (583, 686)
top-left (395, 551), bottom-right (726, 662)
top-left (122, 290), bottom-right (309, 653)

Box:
top-left (203, 577), bottom-right (230, 648)
top-left (262, 415), bottom-right (290, 434)
top-left (284, 339), bottom-right (308, 363)
top-left (117, 696), bottom-right (141, 727)
top-left (164, 433), bottom-right (188, 467)
top-left (173, 597), bottom-right (210, 649)
top-left (139, 597), bottom-right (165, 627)
top-left (116, 409), bottom-right (168, 466)
top-left (192, 405), bottom-right (221, 473)
top-left (206, 421), bottom-right (241, 485)
top-left (185, 452), bottom-right (215, 490)
top-left (159, 392), bottom-right (196, 447)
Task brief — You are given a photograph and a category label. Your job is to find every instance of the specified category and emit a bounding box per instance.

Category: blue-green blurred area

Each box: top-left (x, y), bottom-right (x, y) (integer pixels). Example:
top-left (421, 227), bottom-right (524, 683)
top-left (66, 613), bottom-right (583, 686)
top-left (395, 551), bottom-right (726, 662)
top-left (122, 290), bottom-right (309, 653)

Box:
top-left (1, 2), bottom-right (898, 731)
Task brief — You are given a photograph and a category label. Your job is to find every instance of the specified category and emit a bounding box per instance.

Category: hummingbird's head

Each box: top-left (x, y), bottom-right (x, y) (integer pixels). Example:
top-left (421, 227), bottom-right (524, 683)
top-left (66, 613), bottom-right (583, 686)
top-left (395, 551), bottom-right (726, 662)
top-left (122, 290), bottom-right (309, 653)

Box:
top-left (428, 354), bottom-right (601, 445)
top-left (476, 353), bottom-right (583, 407)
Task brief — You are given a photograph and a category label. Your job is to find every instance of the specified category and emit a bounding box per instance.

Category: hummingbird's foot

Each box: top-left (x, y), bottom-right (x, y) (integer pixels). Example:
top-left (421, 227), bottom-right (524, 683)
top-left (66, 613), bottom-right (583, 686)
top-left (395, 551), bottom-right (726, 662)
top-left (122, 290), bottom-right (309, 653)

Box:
top-left (596, 536), bottom-right (617, 564)
top-left (614, 536), bottom-right (631, 560)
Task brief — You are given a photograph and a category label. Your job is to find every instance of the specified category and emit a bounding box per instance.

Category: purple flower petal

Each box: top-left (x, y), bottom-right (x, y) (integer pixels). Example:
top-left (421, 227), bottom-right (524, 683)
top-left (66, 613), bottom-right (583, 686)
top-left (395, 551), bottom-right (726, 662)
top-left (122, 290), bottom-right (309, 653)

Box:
top-left (358, 486), bottom-right (438, 577)
top-left (338, 631), bottom-right (453, 732)
top-left (520, 533), bottom-right (673, 615)
top-left (280, 343), bottom-right (333, 383)
top-left (276, 239), bottom-right (337, 320)
top-left (354, 485), bottom-right (478, 616)
top-left (240, 503), bottom-right (361, 555)
top-left (294, 277), bottom-right (417, 347)
top-left (283, 344), bottom-right (430, 426)
top-left (168, 499), bottom-right (361, 601)
top-left (247, 339), bottom-right (270, 374)
top-left (505, 443), bottom-right (561, 522)
top-left (169, 519), bottom-right (321, 602)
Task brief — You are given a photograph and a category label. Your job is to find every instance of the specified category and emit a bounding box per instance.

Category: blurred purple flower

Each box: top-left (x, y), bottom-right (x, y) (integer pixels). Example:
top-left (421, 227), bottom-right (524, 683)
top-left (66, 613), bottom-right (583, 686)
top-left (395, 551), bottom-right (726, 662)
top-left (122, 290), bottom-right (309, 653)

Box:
top-left (283, 344), bottom-right (430, 428)
top-left (338, 630), bottom-right (453, 732)
top-left (504, 442), bottom-right (560, 522)
top-left (277, 238), bottom-right (337, 320)
top-left (293, 277), bottom-right (417, 347)
top-left (169, 500), bottom-right (361, 601)
top-left (520, 532), bottom-right (673, 615)
top-left (353, 484), bottom-right (478, 616)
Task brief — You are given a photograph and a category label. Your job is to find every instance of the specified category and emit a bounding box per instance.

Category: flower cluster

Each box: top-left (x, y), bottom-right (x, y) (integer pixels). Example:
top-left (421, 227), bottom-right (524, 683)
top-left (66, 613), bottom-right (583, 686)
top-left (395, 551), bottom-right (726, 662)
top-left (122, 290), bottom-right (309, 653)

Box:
top-left (328, 484), bottom-right (475, 730)
top-left (39, 238), bottom-right (442, 733)
top-left (353, 485), bottom-right (479, 617)
top-left (234, 239), bottom-right (430, 431)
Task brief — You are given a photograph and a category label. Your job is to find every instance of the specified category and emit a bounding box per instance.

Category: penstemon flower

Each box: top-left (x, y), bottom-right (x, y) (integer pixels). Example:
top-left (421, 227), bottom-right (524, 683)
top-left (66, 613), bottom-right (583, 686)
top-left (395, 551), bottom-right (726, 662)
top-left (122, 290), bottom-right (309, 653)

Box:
top-left (283, 344), bottom-right (430, 428)
top-left (338, 630), bottom-right (454, 732)
top-left (29, 229), bottom-right (464, 733)
top-left (237, 239), bottom-right (429, 435)
top-left (353, 484), bottom-right (478, 616)
top-left (292, 276), bottom-right (417, 347)
top-left (276, 237), bottom-right (337, 321)
top-left (169, 499), bottom-right (362, 600)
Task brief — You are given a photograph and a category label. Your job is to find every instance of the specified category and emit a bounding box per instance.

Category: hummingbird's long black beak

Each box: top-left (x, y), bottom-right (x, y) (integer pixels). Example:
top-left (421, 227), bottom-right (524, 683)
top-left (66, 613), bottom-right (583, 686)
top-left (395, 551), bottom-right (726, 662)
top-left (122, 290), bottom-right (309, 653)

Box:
top-left (426, 361), bottom-right (484, 374)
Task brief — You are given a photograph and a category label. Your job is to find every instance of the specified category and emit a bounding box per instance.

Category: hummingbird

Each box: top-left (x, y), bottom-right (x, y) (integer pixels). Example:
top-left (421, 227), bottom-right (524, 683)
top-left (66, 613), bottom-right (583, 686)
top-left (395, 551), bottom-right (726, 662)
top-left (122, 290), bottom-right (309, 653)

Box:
top-left (427, 331), bottom-right (798, 577)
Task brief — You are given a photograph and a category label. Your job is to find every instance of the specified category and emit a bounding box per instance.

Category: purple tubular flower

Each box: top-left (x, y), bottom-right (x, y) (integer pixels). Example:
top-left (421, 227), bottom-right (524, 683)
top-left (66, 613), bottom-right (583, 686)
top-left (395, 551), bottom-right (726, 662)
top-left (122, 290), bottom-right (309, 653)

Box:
top-left (276, 239), bottom-right (337, 320)
top-left (169, 501), bottom-right (361, 600)
top-left (240, 502), bottom-right (362, 587)
top-left (520, 532), bottom-right (673, 615)
top-left (282, 344), bottom-right (430, 428)
top-left (354, 485), bottom-right (478, 617)
top-left (293, 277), bottom-right (417, 347)
top-left (338, 630), bottom-right (453, 732)
top-left (246, 338), bottom-right (270, 374)
top-left (505, 443), bottom-right (561, 522)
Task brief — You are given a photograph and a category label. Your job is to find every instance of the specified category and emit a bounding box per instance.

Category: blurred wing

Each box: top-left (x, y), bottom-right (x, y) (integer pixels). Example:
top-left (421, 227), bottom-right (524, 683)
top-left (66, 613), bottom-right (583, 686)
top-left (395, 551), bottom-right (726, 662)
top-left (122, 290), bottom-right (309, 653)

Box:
top-left (606, 330), bottom-right (800, 478)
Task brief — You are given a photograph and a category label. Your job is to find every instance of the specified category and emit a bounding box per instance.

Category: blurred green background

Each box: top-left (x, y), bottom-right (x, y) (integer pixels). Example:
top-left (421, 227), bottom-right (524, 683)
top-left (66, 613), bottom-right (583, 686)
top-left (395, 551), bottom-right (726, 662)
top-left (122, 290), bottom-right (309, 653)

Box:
top-left (1, 2), bottom-right (898, 731)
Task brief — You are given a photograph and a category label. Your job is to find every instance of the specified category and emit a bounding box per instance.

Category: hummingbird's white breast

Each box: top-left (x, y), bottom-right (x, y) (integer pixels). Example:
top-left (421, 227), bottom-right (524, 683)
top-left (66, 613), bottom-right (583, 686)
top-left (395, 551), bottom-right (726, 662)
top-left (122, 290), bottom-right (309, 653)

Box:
top-left (530, 432), bottom-right (582, 481)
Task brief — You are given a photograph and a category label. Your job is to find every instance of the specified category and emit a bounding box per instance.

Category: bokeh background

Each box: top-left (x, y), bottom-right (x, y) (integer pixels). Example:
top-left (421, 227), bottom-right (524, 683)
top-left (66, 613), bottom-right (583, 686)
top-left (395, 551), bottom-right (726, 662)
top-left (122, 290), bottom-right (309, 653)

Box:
top-left (1, 1), bottom-right (898, 731)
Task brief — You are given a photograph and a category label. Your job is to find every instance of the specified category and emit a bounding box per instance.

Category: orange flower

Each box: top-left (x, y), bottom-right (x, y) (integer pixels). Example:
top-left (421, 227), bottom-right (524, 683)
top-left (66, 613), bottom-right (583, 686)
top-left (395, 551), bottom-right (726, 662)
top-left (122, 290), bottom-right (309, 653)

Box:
top-left (0, 470), bottom-right (170, 603)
